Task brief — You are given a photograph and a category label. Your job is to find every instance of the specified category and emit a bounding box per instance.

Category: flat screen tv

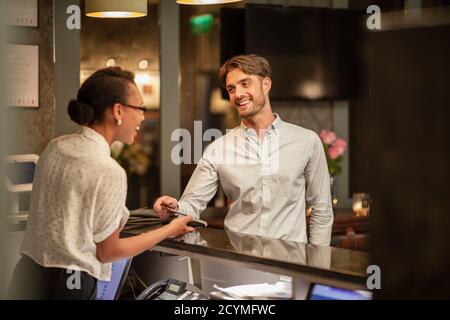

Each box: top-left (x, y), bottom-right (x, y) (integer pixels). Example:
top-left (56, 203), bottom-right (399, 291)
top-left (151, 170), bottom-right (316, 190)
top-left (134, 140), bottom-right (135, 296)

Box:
top-left (221, 5), bottom-right (361, 101)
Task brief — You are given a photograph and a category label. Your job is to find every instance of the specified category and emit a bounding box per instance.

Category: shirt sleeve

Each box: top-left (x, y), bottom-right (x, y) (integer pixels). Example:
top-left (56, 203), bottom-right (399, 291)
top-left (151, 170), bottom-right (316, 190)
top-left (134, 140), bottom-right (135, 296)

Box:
top-left (178, 146), bottom-right (220, 219)
top-left (93, 167), bottom-right (130, 243)
top-left (305, 133), bottom-right (334, 246)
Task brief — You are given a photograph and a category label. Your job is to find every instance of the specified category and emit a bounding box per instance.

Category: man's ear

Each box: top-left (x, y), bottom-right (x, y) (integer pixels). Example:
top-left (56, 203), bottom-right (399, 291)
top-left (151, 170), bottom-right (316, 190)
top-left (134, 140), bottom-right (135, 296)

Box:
top-left (111, 103), bottom-right (122, 121)
top-left (262, 77), bottom-right (272, 94)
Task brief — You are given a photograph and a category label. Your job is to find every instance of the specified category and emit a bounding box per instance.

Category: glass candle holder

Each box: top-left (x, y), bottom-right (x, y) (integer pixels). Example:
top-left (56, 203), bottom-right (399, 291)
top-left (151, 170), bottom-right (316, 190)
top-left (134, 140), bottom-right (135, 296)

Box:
top-left (352, 193), bottom-right (370, 217)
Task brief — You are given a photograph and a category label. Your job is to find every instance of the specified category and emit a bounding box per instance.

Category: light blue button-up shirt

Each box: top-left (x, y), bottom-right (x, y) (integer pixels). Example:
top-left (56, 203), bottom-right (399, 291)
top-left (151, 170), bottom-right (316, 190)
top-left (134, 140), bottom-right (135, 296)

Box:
top-left (178, 114), bottom-right (333, 245)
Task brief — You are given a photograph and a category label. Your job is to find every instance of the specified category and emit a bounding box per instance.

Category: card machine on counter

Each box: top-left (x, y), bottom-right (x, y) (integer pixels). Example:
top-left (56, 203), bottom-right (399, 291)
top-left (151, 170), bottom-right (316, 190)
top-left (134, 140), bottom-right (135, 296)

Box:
top-left (161, 206), bottom-right (208, 228)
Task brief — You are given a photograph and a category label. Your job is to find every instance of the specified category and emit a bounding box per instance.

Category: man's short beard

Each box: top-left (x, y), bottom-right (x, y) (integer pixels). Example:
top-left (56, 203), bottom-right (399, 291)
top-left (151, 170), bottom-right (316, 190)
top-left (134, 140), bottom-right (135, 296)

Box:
top-left (241, 96), bottom-right (265, 119)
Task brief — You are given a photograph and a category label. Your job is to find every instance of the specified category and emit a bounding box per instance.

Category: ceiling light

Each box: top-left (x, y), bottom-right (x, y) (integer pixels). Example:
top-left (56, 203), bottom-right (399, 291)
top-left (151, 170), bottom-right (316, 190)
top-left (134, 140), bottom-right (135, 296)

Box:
top-left (176, 0), bottom-right (243, 5)
top-left (106, 59), bottom-right (116, 67)
top-left (85, 0), bottom-right (147, 18)
top-left (139, 59), bottom-right (149, 70)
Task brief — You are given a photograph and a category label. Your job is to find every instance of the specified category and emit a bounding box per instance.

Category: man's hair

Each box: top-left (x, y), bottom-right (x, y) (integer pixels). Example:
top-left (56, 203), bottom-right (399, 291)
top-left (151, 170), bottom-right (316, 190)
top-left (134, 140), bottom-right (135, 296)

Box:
top-left (219, 54), bottom-right (272, 87)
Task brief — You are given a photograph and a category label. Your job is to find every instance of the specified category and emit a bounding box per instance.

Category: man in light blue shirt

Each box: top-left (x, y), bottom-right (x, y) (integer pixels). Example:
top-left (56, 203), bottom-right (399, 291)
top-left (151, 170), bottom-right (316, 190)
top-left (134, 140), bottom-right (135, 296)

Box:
top-left (154, 54), bottom-right (333, 245)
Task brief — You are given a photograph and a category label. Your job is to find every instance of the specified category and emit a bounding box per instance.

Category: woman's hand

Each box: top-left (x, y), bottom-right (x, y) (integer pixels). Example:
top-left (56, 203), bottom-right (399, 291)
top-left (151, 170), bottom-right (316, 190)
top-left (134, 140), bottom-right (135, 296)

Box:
top-left (153, 195), bottom-right (178, 219)
top-left (96, 215), bottom-right (195, 263)
top-left (166, 215), bottom-right (195, 239)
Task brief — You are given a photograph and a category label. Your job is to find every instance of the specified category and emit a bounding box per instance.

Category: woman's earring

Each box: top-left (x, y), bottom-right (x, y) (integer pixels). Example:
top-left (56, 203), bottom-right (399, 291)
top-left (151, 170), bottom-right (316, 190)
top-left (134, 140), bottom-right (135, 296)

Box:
top-left (117, 119), bottom-right (122, 126)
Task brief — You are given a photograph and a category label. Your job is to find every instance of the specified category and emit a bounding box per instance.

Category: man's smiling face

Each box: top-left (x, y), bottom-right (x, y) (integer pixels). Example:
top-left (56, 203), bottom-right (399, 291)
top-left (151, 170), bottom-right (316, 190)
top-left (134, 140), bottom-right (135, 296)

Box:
top-left (225, 68), bottom-right (270, 119)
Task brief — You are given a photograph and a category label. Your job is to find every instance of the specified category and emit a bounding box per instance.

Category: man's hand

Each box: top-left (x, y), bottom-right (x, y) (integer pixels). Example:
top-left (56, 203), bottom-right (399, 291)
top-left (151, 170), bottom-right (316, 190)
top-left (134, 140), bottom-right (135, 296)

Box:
top-left (166, 215), bottom-right (195, 239)
top-left (153, 195), bottom-right (178, 219)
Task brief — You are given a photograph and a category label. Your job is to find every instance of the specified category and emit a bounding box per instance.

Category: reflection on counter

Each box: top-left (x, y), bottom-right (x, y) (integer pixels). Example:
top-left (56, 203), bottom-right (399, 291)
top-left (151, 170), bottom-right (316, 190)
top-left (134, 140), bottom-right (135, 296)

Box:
top-left (123, 211), bottom-right (370, 293)
top-left (225, 229), bottom-right (331, 270)
top-left (178, 228), bottom-right (331, 270)
top-left (163, 227), bottom-right (369, 279)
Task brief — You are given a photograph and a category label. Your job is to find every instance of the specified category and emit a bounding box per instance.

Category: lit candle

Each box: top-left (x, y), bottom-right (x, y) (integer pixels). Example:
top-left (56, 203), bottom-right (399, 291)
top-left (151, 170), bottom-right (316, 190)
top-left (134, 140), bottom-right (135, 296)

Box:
top-left (353, 201), bottom-right (362, 212)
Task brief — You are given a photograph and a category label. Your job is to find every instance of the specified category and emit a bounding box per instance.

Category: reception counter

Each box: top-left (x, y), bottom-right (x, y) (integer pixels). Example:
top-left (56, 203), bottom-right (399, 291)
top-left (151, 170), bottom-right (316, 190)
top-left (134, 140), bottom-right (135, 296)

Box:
top-left (9, 210), bottom-right (371, 299)
top-left (123, 223), bottom-right (371, 298)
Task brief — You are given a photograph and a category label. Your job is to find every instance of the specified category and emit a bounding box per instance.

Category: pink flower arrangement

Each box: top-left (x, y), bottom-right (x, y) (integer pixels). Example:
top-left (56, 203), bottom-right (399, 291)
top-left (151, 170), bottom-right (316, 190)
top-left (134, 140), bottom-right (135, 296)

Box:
top-left (319, 129), bottom-right (348, 176)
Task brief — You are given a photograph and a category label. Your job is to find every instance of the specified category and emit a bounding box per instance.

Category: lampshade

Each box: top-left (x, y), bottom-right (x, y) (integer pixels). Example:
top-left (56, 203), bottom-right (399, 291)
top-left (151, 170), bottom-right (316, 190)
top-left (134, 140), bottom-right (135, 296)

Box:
top-left (86, 0), bottom-right (147, 18)
top-left (176, 0), bottom-right (243, 5)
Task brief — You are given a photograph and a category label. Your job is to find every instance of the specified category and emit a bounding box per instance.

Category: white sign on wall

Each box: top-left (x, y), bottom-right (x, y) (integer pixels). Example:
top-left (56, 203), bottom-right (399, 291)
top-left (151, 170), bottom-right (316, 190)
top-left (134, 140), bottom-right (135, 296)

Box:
top-left (6, 44), bottom-right (39, 108)
top-left (7, 0), bottom-right (38, 27)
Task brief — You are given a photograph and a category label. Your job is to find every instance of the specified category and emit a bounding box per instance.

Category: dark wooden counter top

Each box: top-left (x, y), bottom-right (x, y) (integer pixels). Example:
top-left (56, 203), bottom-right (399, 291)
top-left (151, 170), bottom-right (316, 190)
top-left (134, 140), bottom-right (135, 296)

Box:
top-left (123, 224), bottom-right (371, 290)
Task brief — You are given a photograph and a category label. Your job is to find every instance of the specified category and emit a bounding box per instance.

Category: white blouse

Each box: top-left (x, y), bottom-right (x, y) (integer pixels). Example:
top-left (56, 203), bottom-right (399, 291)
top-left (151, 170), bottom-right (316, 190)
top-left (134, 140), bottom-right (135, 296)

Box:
top-left (21, 126), bottom-right (129, 281)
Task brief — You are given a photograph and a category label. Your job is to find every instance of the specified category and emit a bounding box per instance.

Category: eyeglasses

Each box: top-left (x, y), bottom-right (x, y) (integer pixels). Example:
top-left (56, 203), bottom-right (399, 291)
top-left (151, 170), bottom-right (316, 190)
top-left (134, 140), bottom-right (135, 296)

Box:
top-left (122, 104), bottom-right (148, 113)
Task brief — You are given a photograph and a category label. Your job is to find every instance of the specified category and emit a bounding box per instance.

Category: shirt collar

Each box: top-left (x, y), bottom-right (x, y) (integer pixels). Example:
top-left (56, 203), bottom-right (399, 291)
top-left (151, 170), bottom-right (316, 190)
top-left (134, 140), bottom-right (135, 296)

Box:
top-left (271, 113), bottom-right (282, 130)
top-left (80, 126), bottom-right (111, 156)
top-left (240, 113), bottom-right (283, 135)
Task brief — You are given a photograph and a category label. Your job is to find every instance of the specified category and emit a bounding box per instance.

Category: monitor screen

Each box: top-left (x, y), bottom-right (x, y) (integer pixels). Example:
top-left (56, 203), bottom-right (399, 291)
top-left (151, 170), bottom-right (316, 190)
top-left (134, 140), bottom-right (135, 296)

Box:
top-left (308, 284), bottom-right (372, 300)
top-left (7, 161), bottom-right (36, 185)
top-left (220, 5), bottom-right (362, 100)
top-left (96, 258), bottom-right (132, 300)
top-left (4, 154), bottom-right (39, 193)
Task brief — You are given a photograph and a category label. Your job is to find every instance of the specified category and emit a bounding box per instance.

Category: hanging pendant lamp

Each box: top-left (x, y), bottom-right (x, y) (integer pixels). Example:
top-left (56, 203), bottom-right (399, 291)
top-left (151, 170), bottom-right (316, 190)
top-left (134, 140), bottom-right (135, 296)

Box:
top-left (176, 0), bottom-right (243, 5)
top-left (85, 0), bottom-right (147, 18)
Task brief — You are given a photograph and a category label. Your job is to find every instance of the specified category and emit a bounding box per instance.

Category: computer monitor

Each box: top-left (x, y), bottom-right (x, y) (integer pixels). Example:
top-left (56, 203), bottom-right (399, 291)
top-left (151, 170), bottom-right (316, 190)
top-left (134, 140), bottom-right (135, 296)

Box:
top-left (307, 283), bottom-right (372, 300)
top-left (4, 154), bottom-right (39, 193)
top-left (96, 258), bottom-right (132, 300)
top-left (4, 154), bottom-right (39, 214)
